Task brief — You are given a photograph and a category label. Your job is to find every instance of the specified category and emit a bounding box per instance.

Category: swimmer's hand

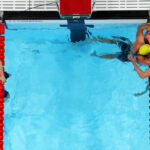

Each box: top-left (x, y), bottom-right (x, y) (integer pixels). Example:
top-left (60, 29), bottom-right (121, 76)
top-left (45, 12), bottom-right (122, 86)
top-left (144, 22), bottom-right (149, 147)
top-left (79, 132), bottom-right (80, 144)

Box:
top-left (128, 55), bottom-right (136, 64)
top-left (138, 24), bottom-right (150, 30)
top-left (0, 75), bottom-right (6, 84)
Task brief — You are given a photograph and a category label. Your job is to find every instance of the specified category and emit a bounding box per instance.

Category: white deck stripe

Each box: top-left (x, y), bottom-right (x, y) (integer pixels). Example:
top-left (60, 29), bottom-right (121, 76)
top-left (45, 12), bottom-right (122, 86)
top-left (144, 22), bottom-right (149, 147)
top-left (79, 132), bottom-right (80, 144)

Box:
top-left (6, 19), bottom-right (147, 24)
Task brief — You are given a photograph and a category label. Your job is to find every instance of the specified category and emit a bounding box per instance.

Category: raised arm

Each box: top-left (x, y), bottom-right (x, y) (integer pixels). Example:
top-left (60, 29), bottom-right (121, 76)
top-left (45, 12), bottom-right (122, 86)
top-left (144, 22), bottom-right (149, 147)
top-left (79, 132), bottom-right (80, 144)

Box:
top-left (132, 24), bottom-right (150, 53)
top-left (136, 24), bottom-right (150, 42)
top-left (138, 24), bottom-right (150, 30)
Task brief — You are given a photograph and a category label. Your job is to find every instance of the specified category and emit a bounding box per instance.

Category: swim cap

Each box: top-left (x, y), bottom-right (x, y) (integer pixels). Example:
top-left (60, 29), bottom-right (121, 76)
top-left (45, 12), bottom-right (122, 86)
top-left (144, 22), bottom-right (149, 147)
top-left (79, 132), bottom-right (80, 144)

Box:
top-left (147, 22), bottom-right (150, 31)
top-left (139, 44), bottom-right (150, 55)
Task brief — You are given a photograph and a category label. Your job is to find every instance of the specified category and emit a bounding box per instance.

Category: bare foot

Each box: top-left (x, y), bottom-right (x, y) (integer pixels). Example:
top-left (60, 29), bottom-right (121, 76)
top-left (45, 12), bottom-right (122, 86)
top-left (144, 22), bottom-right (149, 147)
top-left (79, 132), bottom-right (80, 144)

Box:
top-left (90, 51), bottom-right (97, 56)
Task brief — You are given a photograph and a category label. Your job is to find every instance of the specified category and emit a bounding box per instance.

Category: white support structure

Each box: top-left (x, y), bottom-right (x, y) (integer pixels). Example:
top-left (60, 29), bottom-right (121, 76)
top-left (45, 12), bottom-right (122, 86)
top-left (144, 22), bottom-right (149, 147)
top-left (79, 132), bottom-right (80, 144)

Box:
top-left (0, 0), bottom-right (150, 11)
top-left (94, 0), bottom-right (150, 11)
top-left (0, 0), bottom-right (59, 11)
top-left (0, 11), bottom-right (4, 22)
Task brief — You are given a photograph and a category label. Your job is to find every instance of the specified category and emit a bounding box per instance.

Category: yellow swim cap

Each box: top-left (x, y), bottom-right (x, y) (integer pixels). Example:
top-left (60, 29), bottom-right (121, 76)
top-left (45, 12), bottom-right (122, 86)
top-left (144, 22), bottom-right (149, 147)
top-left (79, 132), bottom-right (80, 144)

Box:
top-left (139, 44), bottom-right (150, 55)
top-left (147, 22), bottom-right (150, 31)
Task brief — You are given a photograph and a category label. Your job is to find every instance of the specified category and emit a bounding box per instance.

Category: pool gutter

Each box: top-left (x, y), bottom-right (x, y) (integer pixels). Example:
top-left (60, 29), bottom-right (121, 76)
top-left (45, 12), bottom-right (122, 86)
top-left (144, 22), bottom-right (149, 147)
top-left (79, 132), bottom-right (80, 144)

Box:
top-left (5, 19), bottom-right (147, 24)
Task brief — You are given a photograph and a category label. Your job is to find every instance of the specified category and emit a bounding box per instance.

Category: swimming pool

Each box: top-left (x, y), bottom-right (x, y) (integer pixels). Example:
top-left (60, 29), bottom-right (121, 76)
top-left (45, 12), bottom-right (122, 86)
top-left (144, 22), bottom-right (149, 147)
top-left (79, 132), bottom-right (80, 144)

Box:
top-left (4, 20), bottom-right (149, 150)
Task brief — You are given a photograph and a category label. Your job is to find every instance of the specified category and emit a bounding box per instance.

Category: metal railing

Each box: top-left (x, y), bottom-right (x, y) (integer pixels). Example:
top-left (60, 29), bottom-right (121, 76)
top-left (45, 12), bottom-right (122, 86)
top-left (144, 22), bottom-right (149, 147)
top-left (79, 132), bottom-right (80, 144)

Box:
top-left (0, 0), bottom-right (59, 11)
top-left (94, 0), bottom-right (150, 11)
top-left (0, 0), bottom-right (150, 11)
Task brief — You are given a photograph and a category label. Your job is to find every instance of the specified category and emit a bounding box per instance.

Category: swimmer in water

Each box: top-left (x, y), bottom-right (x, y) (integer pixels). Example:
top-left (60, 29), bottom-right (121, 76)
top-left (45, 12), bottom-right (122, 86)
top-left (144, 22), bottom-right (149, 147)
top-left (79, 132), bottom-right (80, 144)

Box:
top-left (128, 24), bottom-right (150, 65)
top-left (128, 24), bottom-right (150, 79)
top-left (89, 24), bottom-right (150, 96)
top-left (90, 35), bottom-right (132, 62)
top-left (0, 60), bottom-right (10, 100)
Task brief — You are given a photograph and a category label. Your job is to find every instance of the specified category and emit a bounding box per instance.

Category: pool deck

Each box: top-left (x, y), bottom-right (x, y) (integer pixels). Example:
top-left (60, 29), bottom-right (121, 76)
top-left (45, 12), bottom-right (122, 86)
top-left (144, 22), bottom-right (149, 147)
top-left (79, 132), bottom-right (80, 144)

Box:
top-left (6, 19), bottom-right (147, 24)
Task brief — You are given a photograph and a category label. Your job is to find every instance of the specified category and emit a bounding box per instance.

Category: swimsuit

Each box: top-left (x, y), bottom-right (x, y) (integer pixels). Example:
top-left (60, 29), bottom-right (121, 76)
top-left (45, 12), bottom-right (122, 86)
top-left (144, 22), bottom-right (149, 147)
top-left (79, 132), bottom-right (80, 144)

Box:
top-left (4, 72), bottom-right (10, 98)
top-left (146, 31), bottom-right (150, 34)
top-left (116, 40), bottom-right (131, 62)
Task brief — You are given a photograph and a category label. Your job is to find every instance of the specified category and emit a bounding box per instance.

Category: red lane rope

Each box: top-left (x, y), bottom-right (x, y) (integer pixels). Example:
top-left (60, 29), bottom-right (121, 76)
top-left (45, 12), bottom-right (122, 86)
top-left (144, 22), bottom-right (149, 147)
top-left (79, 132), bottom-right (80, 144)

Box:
top-left (0, 23), bottom-right (5, 150)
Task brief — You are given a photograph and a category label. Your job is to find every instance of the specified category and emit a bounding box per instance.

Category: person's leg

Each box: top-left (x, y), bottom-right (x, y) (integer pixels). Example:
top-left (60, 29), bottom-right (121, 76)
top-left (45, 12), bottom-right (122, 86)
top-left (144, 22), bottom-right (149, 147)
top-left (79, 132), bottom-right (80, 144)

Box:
top-left (134, 82), bottom-right (149, 97)
top-left (90, 50), bottom-right (119, 59)
top-left (88, 35), bottom-right (119, 44)
top-left (112, 36), bottom-right (132, 44)
top-left (90, 36), bottom-right (131, 61)
top-left (90, 51), bottom-right (99, 57)
top-left (98, 53), bottom-right (120, 59)
top-left (96, 36), bottom-right (118, 44)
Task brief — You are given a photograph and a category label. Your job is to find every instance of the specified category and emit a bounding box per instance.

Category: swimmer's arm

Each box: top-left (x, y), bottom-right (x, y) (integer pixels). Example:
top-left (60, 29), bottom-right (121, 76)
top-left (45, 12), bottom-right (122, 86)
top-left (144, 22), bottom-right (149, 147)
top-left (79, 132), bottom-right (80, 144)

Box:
top-left (0, 61), bottom-right (6, 84)
top-left (0, 61), bottom-right (4, 77)
top-left (135, 56), bottom-right (150, 66)
top-left (128, 54), bottom-right (150, 78)
top-left (134, 24), bottom-right (150, 46)
top-left (131, 25), bottom-right (150, 52)
top-left (138, 24), bottom-right (150, 30)
top-left (132, 42), bottom-right (142, 53)
top-left (132, 62), bottom-right (150, 78)
top-left (135, 26), bottom-right (145, 45)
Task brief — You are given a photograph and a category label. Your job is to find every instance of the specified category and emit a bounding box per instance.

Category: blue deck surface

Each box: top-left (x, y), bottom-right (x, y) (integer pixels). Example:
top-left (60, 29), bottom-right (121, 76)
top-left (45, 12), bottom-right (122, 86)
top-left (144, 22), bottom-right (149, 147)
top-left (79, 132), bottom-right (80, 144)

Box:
top-left (4, 22), bottom-right (149, 150)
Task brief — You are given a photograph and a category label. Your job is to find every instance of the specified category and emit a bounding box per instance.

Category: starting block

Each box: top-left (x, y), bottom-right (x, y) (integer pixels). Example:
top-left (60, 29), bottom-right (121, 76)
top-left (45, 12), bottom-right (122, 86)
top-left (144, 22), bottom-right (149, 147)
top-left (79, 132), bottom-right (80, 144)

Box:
top-left (60, 0), bottom-right (92, 19)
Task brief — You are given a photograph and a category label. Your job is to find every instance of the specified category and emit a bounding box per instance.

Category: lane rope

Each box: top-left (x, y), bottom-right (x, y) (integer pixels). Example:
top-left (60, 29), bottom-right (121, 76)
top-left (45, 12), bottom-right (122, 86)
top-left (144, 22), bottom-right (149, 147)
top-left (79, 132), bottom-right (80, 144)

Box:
top-left (0, 22), bottom-right (5, 150)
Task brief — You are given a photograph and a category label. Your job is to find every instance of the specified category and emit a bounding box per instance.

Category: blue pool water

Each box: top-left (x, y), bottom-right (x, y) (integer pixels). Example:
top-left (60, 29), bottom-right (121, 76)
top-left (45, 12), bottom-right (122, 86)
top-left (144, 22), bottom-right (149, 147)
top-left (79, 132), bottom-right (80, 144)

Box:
top-left (4, 21), bottom-right (149, 150)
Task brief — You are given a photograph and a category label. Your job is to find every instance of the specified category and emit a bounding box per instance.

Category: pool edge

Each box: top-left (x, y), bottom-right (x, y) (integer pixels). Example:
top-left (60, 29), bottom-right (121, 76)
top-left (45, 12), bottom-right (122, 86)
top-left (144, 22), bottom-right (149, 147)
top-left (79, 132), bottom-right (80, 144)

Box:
top-left (6, 19), bottom-right (147, 24)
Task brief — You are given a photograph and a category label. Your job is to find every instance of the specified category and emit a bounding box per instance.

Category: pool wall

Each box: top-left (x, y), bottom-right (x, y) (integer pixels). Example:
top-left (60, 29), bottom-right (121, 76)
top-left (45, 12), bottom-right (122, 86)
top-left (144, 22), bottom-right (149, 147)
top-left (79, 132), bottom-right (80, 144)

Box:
top-left (3, 10), bottom-right (149, 20)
